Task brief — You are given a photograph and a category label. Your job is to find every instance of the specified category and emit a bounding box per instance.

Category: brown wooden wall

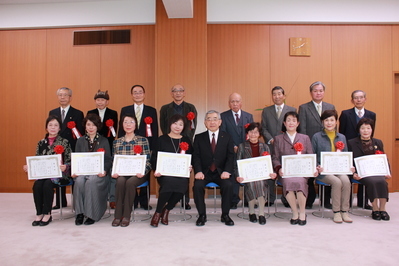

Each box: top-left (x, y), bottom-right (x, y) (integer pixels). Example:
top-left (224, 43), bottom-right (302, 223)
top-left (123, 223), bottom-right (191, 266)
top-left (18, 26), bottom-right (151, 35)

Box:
top-left (1, 15), bottom-right (399, 192)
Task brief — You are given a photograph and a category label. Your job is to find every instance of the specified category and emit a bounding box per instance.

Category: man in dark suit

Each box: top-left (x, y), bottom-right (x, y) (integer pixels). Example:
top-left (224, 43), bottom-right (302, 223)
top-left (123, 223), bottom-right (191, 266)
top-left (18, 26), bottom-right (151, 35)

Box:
top-left (220, 93), bottom-right (253, 209)
top-left (159, 84), bottom-right (197, 209)
top-left (339, 90), bottom-right (376, 209)
top-left (261, 86), bottom-right (296, 206)
top-left (49, 87), bottom-right (84, 209)
top-left (119, 85), bottom-right (158, 210)
top-left (87, 90), bottom-right (118, 209)
top-left (298, 81), bottom-right (335, 209)
top-left (193, 110), bottom-right (235, 226)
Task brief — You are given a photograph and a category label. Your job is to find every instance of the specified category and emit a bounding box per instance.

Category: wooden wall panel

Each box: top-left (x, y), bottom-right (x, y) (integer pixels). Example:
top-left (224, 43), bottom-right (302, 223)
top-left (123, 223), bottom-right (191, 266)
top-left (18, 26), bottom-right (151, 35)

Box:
top-left (393, 26), bottom-right (399, 72)
top-left (269, 25), bottom-right (333, 110)
top-left (155, 0), bottom-right (207, 130)
top-left (0, 30), bottom-right (47, 192)
top-left (207, 25), bottom-right (270, 123)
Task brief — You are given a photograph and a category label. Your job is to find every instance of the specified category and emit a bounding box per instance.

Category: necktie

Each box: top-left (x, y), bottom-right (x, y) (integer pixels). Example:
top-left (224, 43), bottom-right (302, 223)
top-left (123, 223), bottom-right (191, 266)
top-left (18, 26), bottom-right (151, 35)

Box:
top-left (210, 133), bottom-right (216, 171)
top-left (135, 105), bottom-right (141, 127)
top-left (277, 106), bottom-right (282, 119)
top-left (61, 109), bottom-right (65, 122)
top-left (235, 113), bottom-right (240, 125)
top-left (317, 105), bottom-right (321, 116)
top-left (358, 111), bottom-right (362, 118)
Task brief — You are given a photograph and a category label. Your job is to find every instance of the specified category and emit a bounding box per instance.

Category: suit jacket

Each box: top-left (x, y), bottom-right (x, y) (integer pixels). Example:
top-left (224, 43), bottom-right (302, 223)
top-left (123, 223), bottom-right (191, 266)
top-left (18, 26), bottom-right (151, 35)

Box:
top-left (118, 104), bottom-right (158, 151)
top-left (49, 106), bottom-right (84, 151)
top-left (272, 132), bottom-right (314, 171)
top-left (261, 104), bottom-right (297, 143)
top-left (339, 108), bottom-right (376, 140)
top-left (347, 137), bottom-right (386, 173)
top-left (159, 101), bottom-right (197, 141)
top-left (87, 108), bottom-right (118, 150)
top-left (192, 130), bottom-right (235, 176)
top-left (298, 101), bottom-right (335, 138)
top-left (220, 109), bottom-right (254, 147)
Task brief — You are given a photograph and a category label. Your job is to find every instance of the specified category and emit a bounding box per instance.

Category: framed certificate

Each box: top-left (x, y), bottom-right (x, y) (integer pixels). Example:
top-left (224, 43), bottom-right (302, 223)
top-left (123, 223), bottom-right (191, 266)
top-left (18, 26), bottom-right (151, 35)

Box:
top-left (320, 152), bottom-right (353, 175)
top-left (155, 152), bottom-right (192, 178)
top-left (111, 154), bottom-right (147, 176)
top-left (26, 154), bottom-right (62, 180)
top-left (354, 154), bottom-right (390, 178)
top-left (282, 154), bottom-right (317, 178)
top-left (71, 152), bottom-right (104, 175)
top-left (237, 155), bottom-right (273, 183)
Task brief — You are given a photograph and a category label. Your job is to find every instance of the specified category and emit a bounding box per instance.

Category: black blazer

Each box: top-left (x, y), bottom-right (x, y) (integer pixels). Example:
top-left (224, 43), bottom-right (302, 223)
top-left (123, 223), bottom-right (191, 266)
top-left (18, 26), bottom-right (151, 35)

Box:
top-left (118, 104), bottom-right (158, 151)
top-left (220, 109), bottom-right (253, 147)
top-left (339, 108), bottom-right (376, 140)
top-left (87, 108), bottom-right (118, 150)
top-left (49, 106), bottom-right (84, 151)
top-left (192, 130), bottom-right (235, 176)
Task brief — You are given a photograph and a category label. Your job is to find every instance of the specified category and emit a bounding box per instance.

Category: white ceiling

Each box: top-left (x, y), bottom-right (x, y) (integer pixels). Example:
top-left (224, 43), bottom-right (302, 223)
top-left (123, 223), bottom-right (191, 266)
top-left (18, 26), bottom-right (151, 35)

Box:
top-left (0, 0), bottom-right (107, 4)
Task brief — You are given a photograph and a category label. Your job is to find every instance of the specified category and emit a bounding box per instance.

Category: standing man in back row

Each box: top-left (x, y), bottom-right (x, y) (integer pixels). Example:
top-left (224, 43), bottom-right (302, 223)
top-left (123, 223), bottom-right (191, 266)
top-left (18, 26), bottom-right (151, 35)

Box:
top-left (220, 93), bottom-right (254, 209)
top-left (261, 86), bottom-right (296, 206)
top-left (339, 90), bottom-right (376, 209)
top-left (298, 81), bottom-right (335, 209)
top-left (160, 84), bottom-right (198, 209)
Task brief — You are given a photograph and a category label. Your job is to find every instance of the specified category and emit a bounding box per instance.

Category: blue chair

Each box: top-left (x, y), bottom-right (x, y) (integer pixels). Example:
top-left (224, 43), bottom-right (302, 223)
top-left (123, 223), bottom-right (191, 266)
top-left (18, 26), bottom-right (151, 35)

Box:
top-left (274, 179), bottom-right (292, 219)
top-left (131, 181), bottom-right (152, 222)
top-left (312, 179), bottom-right (333, 219)
top-left (350, 179), bottom-right (369, 217)
top-left (53, 179), bottom-right (74, 220)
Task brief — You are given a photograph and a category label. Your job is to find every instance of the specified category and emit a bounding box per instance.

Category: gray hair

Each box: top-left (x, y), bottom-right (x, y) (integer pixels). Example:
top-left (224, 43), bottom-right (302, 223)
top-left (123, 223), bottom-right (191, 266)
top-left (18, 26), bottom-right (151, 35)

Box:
top-left (351, 90), bottom-right (366, 99)
top-left (309, 81), bottom-right (325, 92)
top-left (57, 87), bottom-right (72, 96)
top-left (204, 110), bottom-right (221, 120)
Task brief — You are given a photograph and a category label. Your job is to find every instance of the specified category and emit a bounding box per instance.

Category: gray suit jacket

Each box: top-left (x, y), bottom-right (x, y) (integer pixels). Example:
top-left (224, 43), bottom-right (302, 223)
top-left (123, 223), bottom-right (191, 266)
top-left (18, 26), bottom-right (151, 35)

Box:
top-left (220, 109), bottom-right (254, 147)
top-left (261, 104), bottom-right (296, 143)
top-left (298, 101), bottom-right (335, 138)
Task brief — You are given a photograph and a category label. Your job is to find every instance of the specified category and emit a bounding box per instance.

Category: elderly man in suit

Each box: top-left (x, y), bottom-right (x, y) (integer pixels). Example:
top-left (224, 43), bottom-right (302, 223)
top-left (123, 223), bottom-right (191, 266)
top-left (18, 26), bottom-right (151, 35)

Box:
top-left (261, 86), bottom-right (296, 206)
top-left (220, 93), bottom-right (253, 209)
top-left (339, 90), bottom-right (376, 209)
top-left (159, 84), bottom-right (197, 210)
top-left (49, 87), bottom-right (84, 209)
top-left (298, 81), bottom-right (335, 209)
top-left (87, 90), bottom-right (118, 209)
top-left (193, 110), bottom-right (235, 226)
top-left (119, 85), bottom-right (158, 210)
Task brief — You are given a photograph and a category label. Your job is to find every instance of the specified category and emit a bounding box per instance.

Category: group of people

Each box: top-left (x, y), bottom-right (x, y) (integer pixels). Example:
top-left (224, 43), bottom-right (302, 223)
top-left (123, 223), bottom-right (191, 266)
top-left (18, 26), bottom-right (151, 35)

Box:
top-left (23, 81), bottom-right (391, 228)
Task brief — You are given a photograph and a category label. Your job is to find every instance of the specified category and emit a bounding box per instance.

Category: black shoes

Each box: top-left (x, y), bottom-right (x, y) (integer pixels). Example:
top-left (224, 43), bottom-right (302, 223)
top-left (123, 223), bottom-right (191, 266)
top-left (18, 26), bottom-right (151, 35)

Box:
top-left (196, 215), bottom-right (207, 226)
top-left (298, 216), bottom-right (307, 226)
top-left (75, 214), bottom-right (84, 225)
top-left (249, 214), bottom-right (257, 223)
top-left (258, 215), bottom-right (266, 225)
top-left (185, 203), bottom-right (191, 210)
top-left (290, 218), bottom-right (299, 225)
top-left (39, 216), bottom-right (52, 226)
top-left (324, 203), bottom-right (332, 209)
top-left (380, 211), bottom-right (390, 221)
top-left (84, 218), bottom-right (95, 225)
top-left (221, 214), bottom-right (234, 226)
top-left (372, 211), bottom-right (381, 220)
top-left (52, 204), bottom-right (67, 210)
top-left (305, 204), bottom-right (313, 210)
top-left (230, 203), bottom-right (238, 210)
top-left (32, 220), bottom-right (41, 226)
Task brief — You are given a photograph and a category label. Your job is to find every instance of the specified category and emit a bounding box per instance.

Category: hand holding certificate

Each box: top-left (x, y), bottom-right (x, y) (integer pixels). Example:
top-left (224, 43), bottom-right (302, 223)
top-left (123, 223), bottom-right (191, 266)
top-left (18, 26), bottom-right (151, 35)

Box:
top-left (25, 155), bottom-right (63, 180)
top-left (111, 154), bottom-right (147, 177)
top-left (281, 154), bottom-right (317, 178)
top-left (320, 152), bottom-right (353, 175)
top-left (354, 154), bottom-right (390, 178)
top-left (155, 152), bottom-right (191, 178)
top-left (71, 152), bottom-right (104, 176)
top-left (237, 155), bottom-right (274, 183)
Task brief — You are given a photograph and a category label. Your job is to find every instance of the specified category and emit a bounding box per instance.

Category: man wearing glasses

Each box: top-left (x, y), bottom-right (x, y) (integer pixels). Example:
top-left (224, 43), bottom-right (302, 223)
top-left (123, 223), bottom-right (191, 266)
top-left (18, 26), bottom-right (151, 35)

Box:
top-left (159, 84), bottom-right (198, 209)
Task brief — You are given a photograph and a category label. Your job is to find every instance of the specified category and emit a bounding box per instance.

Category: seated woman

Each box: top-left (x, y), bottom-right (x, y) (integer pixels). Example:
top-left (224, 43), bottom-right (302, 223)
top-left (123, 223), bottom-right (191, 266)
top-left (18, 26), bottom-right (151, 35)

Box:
top-left (23, 115), bottom-right (72, 226)
top-left (72, 113), bottom-right (112, 225)
top-left (236, 122), bottom-right (276, 225)
top-left (348, 118), bottom-right (391, 221)
top-left (111, 114), bottom-right (151, 227)
top-left (312, 110), bottom-right (353, 223)
top-left (272, 111), bottom-right (317, 226)
top-left (150, 114), bottom-right (193, 227)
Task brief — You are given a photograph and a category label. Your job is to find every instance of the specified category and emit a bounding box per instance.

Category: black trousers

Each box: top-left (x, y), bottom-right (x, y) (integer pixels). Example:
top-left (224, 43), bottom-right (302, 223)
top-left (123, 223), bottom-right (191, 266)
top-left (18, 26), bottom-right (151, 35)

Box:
top-left (193, 170), bottom-right (233, 215)
top-left (33, 179), bottom-right (55, 215)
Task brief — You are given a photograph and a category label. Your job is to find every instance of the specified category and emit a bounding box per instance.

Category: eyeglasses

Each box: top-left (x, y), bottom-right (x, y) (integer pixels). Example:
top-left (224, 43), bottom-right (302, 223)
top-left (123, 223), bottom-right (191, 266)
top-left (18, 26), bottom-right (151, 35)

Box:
top-left (132, 92), bottom-right (144, 95)
top-left (172, 90), bottom-right (185, 93)
top-left (123, 121), bottom-right (136, 125)
top-left (58, 94), bottom-right (71, 97)
top-left (353, 96), bottom-right (365, 100)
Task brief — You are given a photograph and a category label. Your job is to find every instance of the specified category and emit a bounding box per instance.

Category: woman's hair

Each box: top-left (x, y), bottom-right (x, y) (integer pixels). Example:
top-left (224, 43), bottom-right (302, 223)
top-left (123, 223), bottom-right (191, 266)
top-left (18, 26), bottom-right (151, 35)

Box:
top-left (83, 113), bottom-right (102, 131)
top-left (45, 115), bottom-right (62, 138)
top-left (356, 117), bottom-right (375, 138)
top-left (320, 109), bottom-right (338, 121)
top-left (281, 111), bottom-right (299, 132)
top-left (245, 122), bottom-right (261, 134)
top-left (168, 114), bottom-right (187, 133)
top-left (122, 114), bottom-right (138, 126)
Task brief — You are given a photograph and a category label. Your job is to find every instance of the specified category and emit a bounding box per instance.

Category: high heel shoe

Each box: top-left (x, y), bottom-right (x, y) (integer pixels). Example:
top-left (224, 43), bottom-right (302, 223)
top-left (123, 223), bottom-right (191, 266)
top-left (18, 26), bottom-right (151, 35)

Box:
top-left (150, 212), bottom-right (161, 227)
top-left (39, 216), bottom-right (52, 226)
top-left (160, 208), bottom-right (170, 225)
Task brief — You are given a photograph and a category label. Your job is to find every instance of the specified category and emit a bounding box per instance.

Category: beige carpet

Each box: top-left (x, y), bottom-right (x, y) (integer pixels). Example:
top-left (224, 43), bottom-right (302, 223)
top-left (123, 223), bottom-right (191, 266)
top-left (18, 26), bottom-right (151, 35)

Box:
top-left (1, 192), bottom-right (398, 266)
